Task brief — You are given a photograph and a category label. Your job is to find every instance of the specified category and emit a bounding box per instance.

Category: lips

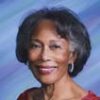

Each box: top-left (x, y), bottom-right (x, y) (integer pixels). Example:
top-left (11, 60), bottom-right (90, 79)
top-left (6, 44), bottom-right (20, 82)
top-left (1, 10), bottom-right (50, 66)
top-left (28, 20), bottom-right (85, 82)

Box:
top-left (37, 65), bottom-right (57, 75)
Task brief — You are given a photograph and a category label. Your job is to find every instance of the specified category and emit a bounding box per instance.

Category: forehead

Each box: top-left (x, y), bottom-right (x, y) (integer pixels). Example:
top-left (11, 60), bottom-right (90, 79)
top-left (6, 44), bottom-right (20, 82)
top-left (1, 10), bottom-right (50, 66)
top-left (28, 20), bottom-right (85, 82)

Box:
top-left (31, 20), bottom-right (69, 44)
top-left (31, 19), bottom-right (61, 38)
top-left (36, 20), bottom-right (56, 31)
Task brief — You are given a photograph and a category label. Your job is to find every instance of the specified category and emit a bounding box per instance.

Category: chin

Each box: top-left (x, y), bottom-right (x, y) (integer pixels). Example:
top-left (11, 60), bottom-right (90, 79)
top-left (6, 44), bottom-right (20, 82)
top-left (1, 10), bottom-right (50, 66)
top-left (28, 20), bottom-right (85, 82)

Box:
top-left (36, 74), bottom-right (58, 85)
top-left (31, 67), bottom-right (60, 85)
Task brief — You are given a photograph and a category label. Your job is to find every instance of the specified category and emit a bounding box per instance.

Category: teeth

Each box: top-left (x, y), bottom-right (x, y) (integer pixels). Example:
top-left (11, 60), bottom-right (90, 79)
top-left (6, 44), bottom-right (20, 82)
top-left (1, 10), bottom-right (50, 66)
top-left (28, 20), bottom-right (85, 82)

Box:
top-left (39, 67), bottom-right (57, 73)
top-left (37, 67), bottom-right (57, 75)
top-left (40, 68), bottom-right (55, 71)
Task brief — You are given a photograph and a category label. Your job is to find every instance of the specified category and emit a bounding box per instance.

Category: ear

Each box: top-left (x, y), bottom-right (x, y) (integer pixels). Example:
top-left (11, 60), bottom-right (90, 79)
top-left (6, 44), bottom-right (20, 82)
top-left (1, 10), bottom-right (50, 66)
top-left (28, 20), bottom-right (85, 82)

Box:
top-left (68, 51), bottom-right (77, 64)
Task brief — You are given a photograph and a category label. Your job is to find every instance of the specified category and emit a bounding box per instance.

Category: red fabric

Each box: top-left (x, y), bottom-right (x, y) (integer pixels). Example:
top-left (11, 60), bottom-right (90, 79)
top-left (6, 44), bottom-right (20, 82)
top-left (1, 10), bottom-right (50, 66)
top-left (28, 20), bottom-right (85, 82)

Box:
top-left (17, 88), bottom-right (34, 100)
top-left (17, 89), bottom-right (100, 100)
top-left (17, 91), bottom-right (28, 100)
top-left (82, 91), bottom-right (100, 100)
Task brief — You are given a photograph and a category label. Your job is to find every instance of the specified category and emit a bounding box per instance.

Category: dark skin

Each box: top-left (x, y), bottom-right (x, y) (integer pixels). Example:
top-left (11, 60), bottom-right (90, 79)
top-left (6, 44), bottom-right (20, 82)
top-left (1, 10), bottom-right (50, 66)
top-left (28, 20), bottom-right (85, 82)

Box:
top-left (27, 20), bottom-right (88, 100)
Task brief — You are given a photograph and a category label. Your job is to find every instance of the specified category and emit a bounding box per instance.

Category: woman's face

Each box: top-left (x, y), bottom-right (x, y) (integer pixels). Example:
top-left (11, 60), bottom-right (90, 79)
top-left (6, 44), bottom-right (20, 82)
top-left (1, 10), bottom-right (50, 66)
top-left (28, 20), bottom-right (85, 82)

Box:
top-left (28, 20), bottom-right (74, 84)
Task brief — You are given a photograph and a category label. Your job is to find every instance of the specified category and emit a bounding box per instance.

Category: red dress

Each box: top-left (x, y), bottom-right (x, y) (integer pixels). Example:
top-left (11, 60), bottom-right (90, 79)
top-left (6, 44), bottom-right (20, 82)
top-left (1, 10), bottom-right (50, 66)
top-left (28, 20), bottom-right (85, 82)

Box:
top-left (82, 91), bottom-right (100, 100)
top-left (17, 88), bottom-right (100, 100)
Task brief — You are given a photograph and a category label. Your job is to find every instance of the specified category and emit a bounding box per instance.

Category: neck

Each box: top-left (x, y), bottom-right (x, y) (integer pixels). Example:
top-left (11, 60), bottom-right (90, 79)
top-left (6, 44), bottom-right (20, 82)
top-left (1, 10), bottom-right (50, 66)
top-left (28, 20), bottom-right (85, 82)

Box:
top-left (41, 75), bottom-right (87, 100)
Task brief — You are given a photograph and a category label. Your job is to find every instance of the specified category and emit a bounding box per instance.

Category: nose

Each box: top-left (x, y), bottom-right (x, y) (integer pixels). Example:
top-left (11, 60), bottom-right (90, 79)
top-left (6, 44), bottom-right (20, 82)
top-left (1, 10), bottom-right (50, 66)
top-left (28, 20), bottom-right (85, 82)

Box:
top-left (41, 47), bottom-right (51, 61)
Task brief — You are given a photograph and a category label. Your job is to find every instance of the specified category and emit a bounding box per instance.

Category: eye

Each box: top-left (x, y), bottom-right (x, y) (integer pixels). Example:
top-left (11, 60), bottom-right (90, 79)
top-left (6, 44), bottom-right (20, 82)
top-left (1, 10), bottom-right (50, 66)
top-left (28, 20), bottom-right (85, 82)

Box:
top-left (50, 44), bottom-right (61, 49)
top-left (30, 43), bottom-right (41, 49)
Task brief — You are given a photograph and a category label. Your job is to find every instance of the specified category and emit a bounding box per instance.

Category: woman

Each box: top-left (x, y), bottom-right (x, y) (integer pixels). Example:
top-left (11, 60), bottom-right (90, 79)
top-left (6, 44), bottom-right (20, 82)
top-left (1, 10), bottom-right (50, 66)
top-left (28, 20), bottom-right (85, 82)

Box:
top-left (16, 7), bottom-right (100, 100)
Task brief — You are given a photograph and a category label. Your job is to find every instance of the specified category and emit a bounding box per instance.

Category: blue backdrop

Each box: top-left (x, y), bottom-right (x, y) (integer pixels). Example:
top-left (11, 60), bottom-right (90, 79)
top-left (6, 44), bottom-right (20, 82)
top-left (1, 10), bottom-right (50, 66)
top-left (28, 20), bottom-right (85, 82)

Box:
top-left (0, 0), bottom-right (100, 100)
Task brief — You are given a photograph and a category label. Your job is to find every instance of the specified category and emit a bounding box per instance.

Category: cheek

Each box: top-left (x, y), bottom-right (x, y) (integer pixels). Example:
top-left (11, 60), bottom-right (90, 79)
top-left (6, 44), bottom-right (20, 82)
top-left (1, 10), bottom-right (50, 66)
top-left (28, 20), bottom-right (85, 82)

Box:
top-left (56, 55), bottom-right (69, 74)
top-left (54, 50), bottom-right (71, 76)
top-left (28, 50), bottom-right (40, 62)
top-left (57, 53), bottom-right (70, 74)
top-left (55, 50), bottom-right (70, 66)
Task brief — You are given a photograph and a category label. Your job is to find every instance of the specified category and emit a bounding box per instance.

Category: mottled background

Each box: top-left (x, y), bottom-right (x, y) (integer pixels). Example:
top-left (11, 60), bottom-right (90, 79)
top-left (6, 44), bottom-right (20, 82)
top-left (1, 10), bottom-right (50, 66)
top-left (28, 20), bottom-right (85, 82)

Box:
top-left (0, 0), bottom-right (100, 100)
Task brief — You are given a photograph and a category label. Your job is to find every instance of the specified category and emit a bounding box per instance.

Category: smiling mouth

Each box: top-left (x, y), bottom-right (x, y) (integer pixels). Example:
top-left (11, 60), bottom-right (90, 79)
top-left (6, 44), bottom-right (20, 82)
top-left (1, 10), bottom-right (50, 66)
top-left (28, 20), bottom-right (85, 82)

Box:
top-left (37, 66), bottom-right (57, 75)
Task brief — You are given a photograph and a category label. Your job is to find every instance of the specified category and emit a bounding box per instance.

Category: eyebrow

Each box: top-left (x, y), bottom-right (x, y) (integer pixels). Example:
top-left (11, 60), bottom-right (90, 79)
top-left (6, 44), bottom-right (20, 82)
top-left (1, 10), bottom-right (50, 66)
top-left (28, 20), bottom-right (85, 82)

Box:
top-left (49, 40), bottom-right (61, 44)
top-left (31, 39), bottom-right (42, 43)
top-left (32, 38), bottom-right (61, 43)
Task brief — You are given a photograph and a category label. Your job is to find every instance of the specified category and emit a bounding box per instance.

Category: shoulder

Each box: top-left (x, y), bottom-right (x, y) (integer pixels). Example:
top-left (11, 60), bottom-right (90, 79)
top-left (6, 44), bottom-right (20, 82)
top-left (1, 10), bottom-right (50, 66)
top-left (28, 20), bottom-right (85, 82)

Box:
top-left (17, 87), bottom-right (42, 100)
top-left (82, 91), bottom-right (100, 100)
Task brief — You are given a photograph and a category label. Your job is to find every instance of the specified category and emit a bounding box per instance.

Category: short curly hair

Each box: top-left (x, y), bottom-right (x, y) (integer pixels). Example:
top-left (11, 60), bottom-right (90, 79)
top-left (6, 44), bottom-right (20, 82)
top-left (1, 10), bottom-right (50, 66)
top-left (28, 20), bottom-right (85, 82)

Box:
top-left (16, 7), bottom-right (91, 77)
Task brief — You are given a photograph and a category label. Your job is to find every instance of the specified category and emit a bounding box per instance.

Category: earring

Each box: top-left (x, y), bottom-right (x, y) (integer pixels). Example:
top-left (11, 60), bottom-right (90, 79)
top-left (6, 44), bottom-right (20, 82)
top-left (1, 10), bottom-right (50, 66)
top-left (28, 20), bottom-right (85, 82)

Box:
top-left (68, 63), bottom-right (74, 73)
